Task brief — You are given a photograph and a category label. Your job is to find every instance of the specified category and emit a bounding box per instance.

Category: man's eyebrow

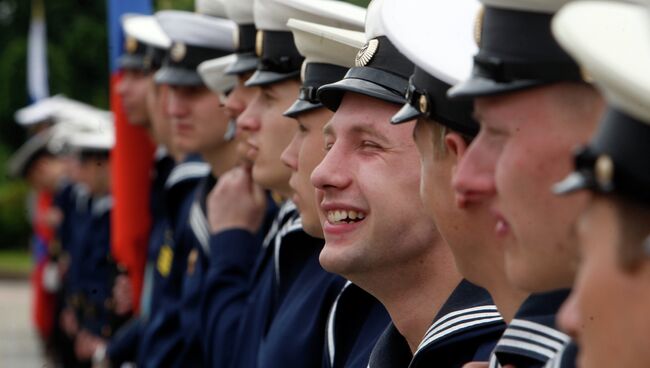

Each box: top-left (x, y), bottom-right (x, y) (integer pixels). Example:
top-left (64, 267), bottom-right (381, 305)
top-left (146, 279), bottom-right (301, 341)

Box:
top-left (323, 121), bottom-right (334, 136)
top-left (322, 120), bottom-right (390, 143)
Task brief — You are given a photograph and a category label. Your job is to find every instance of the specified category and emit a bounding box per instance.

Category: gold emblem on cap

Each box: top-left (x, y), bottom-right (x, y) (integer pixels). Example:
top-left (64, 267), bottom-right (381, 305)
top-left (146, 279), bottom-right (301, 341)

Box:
top-left (355, 39), bottom-right (379, 67)
top-left (595, 154), bottom-right (614, 188)
top-left (580, 67), bottom-right (594, 83)
top-left (170, 42), bottom-right (187, 62)
top-left (233, 27), bottom-right (240, 51)
top-left (419, 95), bottom-right (429, 114)
top-left (126, 36), bottom-right (138, 54)
top-left (474, 6), bottom-right (485, 47)
top-left (255, 30), bottom-right (264, 58)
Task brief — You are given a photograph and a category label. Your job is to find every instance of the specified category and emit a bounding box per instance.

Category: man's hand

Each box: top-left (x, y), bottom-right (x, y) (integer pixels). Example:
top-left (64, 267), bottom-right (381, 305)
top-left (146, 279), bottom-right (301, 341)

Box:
top-left (207, 166), bottom-right (267, 233)
top-left (60, 307), bottom-right (79, 337)
top-left (112, 274), bottom-right (133, 316)
top-left (74, 329), bottom-right (106, 362)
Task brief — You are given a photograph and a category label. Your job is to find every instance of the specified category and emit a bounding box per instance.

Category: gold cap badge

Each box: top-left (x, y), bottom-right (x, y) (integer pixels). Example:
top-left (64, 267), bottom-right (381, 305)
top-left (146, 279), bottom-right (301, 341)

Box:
top-left (419, 95), bottom-right (428, 114)
top-left (255, 30), bottom-right (264, 58)
top-left (355, 39), bottom-right (379, 67)
top-left (474, 6), bottom-right (485, 47)
top-left (126, 36), bottom-right (138, 54)
top-left (595, 154), bottom-right (614, 188)
top-left (171, 42), bottom-right (187, 63)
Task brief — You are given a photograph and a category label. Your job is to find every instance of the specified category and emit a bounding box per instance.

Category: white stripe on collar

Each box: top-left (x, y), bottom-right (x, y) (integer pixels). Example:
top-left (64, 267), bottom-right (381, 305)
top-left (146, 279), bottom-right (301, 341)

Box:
top-left (165, 162), bottom-right (210, 189)
top-left (507, 319), bottom-right (571, 344)
top-left (273, 215), bottom-right (304, 286)
top-left (189, 200), bottom-right (210, 256)
top-left (326, 280), bottom-right (353, 367)
top-left (416, 306), bottom-right (503, 354)
top-left (496, 338), bottom-right (558, 360)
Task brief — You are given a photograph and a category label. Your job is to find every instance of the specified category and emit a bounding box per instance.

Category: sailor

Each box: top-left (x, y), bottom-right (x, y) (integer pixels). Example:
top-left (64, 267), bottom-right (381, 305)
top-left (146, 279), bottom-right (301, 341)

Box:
top-left (91, 13), bottom-right (177, 367)
top-left (551, 2), bottom-right (650, 367)
top-left (202, 0), bottom-right (378, 366)
top-left (133, 8), bottom-right (231, 368)
top-left (309, 1), bottom-right (503, 367)
top-left (447, 0), bottom-right (606, 366)
top-left (278, 3), bottom-right (391, 367)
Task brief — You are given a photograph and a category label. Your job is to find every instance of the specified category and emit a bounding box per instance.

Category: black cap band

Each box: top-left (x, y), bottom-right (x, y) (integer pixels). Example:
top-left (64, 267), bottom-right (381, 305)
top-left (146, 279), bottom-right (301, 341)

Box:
top-left (568, 108), bottom-right (650, 204)
top-left (476, 7), bottom-right (581, 83)
top-left (258, 30), bottom-right (305, 74)
top-left (144, 45), bottom-right (166, 72)
top-left (237, 24), bottom-right (256, 53)
top-left (403, 67), bottom-right (478, 136)
top-left (164, 42), bottom-right (231, 72)
top-left (119, 38), bottom-right (148, 71)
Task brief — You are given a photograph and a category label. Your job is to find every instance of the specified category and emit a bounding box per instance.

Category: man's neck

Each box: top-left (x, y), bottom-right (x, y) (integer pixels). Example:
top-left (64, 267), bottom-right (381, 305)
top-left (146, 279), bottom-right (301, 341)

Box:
top-left (482, 271), bottom-right (529, 323)
top-left (202, 141), bottom-right (239, 178)
top-left (350, 239), bottom-right (462, 353)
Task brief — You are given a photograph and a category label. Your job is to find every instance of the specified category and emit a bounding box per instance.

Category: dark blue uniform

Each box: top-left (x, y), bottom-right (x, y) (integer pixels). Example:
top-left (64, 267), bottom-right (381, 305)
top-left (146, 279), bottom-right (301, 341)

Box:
top-left (104, 151), bottom-right (176, 365)
top-left (542, 341), bottom-right (578, 368)
top-left (369, 280), bottom-right (505, 368)
top-left (323, 281), bottom-right (391, 368)
top-left (75, 194), bottom-right (118, 338)
top-left (488, 290), bottom-right (572, 368)
top-left (134, 157), bottom-right (210, 367)
top-left (200, 193), bottom-right (279, 368)
top-left (255, 222), bottom-right (345, 368)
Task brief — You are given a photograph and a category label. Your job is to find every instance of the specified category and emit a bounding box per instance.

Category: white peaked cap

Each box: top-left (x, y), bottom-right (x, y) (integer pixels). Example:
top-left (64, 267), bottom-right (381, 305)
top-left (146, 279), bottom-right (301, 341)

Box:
top-left (198, 54), bottom-right (238, 94)
top-left (382, 0), bottom-right (480, 85)
top-left (122, 13), bottom-right (171, 49)
top-left (482, 0), bottom-right (574, 14)
top-left (276, 0), bottom-right (366, 31)
top-left (288, 19), bottom-right (365, 67)
top-left (254, 0), bottom-right (365, 32)
top-left (156, 10), bottom-right (235, 50)
top-left (553, 0), bottom-right (650, 123)
top-left (14, 95), bottom-right (97, 127)
top-left (223, 0), bottom-right (255, 24)
top-left (364, 0), bottom-right (387, 40)
top-left (196, 0), bottom-right (228, 18)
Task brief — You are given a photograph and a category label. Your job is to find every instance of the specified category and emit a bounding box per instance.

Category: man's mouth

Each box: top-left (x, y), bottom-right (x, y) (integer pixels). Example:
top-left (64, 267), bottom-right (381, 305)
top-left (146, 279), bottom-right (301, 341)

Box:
top-left (326, 209), bottom-right (366, 225)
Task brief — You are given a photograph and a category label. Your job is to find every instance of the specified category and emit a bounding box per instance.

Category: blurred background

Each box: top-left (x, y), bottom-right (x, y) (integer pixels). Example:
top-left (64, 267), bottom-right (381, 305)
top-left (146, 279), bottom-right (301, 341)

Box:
top-left (0, 0), bottom-right (369, 276)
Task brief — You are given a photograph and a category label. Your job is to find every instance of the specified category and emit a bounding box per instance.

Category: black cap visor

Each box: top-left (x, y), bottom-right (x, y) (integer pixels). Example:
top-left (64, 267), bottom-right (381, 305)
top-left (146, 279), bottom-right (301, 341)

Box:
top-left (119, 54), bottom-right (147, 71)
top-left (283, 99), bottom-right (322, 118)
top-left (318, 77), bottom-right (406, 112)
top-left (154, 66), bottom-right (204, 87)
top-left (225, 53), bottom-right (258, 76)
top-left (392, 103), bottom-right (423, 124)
top-left (448, 75), bottom-right (545, 100)
top-left (244, 69), bottom-right (300, 88)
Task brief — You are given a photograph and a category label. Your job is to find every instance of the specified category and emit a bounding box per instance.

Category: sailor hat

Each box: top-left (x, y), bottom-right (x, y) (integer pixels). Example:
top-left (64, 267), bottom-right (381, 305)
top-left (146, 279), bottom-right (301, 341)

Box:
top-left (121, 14), bottom-right (171, 72)
top-left (221, 0), bottom-right (258, 75)
top-left (154, 10), bottom-right (235, 86)
top-left (383, 0), bottom-right (480, 136)
top-left (448, 0), bottom-right (584, 100)
top-left (7, 129), bottom-right (55, 178)
top-left (245, 0), bottom-right (366, 87)
top-left (198, 54), bottom-right (238, 94)
top-left (196, 0), bottom-right (228, 18)
top-left (14, 95), bottom-right (96, 127)
top-left (317, 0), bottom-right (415, 111)
top-left (282, 0), bottom-right (366, 117)
top-left (552, 1), bottom-right (650, 205)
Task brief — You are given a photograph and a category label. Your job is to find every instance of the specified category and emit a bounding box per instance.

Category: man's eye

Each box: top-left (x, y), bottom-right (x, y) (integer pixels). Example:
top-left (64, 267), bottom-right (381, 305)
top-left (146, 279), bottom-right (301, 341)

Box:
top-left (361, 140), bottom-right (381, 149)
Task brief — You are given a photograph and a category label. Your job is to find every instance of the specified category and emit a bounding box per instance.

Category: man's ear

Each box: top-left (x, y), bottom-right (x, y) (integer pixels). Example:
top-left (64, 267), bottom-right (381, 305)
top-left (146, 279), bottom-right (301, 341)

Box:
top-left (444, 132), bottom-right (469, 165)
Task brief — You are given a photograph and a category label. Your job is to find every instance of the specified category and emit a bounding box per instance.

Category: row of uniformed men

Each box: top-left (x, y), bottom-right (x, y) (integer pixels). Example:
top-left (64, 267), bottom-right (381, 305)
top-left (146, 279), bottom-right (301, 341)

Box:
top-left (12, 0), bottom-right (650, 366)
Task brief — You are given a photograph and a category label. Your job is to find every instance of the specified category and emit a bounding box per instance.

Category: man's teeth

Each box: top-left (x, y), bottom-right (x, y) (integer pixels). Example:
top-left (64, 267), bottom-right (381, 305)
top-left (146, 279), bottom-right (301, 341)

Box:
top-left (327, 210), bottom-right (366, 224)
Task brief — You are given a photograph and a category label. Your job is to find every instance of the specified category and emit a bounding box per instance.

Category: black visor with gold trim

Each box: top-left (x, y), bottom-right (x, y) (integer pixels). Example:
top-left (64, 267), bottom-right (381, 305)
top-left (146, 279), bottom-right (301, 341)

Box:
top-left (448, 6), bottom-right (583, 100)
top-left (317, 36), bottom-right (413, 111)
top-left (155, 41), bottom-right (231, 86)
top-left (225, 24), bottom-right (259, 76)
top-left (554, 108), bottom-right (650, 204)
top-left (392, 66), bottom-right (478, 137)
top-left (244, 30), bottom-right (304, 87)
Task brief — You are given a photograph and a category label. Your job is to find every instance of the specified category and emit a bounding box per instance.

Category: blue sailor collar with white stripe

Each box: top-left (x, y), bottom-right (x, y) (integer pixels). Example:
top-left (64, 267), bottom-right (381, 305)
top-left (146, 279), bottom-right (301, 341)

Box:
top-left (369, 279), bottom-right (505, 368)
top-left (490, 289), bottom-right (572, 368)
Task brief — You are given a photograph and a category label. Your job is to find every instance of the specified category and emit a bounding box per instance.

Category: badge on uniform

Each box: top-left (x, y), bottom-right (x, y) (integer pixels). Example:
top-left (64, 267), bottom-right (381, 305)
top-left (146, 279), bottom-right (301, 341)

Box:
top-left (157, 244), bottom-right (174, 278)
top-left (187, 249), bottom-right (199, 276)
